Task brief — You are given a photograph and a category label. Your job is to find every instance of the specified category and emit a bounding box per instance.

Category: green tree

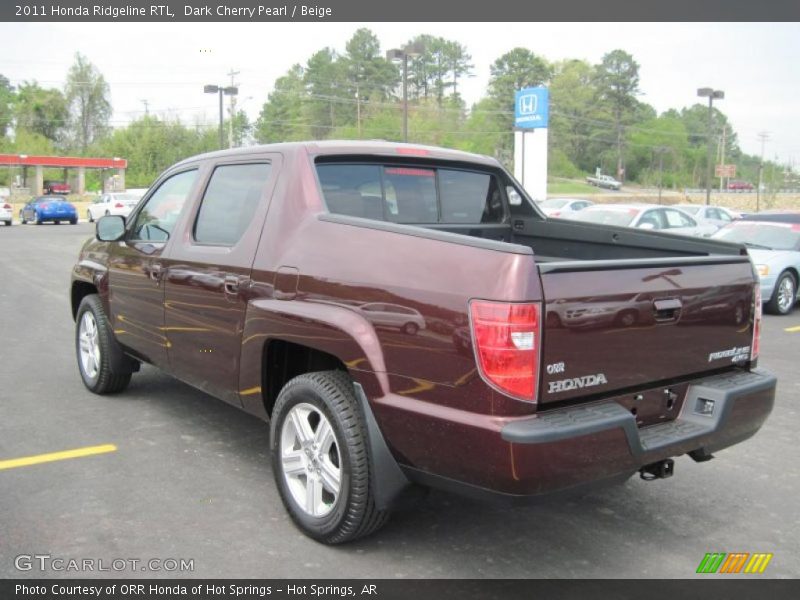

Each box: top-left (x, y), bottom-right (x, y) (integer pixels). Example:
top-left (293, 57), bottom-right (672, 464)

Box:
top-left (549, 59), bottom-right (599, 174)
top-left (14, 81), bottom-right (69, 144)
top-left (343, 28), bottom-right (398, 104)
top-left (254, 65), bottom-right (309, 143)
top-left (594, 49), bottom-right (641, 180)
top-left (64, 53), bottom-right (112, 153)
top-left (0, 74), bottom-right (15, 139)
top-left (304, 48), bottom-right (348, 137)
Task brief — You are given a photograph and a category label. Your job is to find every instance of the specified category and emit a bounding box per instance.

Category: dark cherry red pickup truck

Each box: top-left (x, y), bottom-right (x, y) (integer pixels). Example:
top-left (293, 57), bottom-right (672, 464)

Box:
top-left (71, 141), bottom-right (776, 543)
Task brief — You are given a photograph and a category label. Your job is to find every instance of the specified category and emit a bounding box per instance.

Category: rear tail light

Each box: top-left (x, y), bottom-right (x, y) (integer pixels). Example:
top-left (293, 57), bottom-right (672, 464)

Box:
top-left (751, 284), bottom-right (762, 362)
top-left (469, 300), bottom-right (541, 402)
top-left (2, 203), bottom-right (10, 209)
top-left (40, 203), bottom-right (49, 210)
top-left (551, 211), bottom-right (561, 217)
top-left (114, 202), bottom-right (124, 208)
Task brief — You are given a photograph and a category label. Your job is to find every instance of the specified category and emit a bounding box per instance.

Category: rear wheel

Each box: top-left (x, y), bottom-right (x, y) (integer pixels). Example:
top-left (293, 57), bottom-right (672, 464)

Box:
top-left (70, 218), bottom-right (77, 225)
top-left (402, 322), bottom-right (419, 335)
top-left (765, 272), bottom-right (797, 315)
top-left (75, 294), bottom-right (132, 394)
top-left (20, 212), bottom-right (27, 225)
top-left (270, 371), bottom-right (389, 544)
top-left (3, 220), bottom-right (10, 226)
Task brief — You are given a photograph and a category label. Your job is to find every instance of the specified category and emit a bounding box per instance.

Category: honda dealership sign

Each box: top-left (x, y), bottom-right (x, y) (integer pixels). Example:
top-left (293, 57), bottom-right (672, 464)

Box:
top-left (514, 87), bottom-right (549, 129)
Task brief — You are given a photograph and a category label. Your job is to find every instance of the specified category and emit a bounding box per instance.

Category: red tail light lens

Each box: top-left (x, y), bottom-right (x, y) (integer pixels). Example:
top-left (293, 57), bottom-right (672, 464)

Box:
top-left (751, 284), bottom-right (761, 362)
top-left (114, 202), bottom-right (124, 208)
top-left (40, 203), bottom-right (49, 210)
top-left (2, 203), bottom-right (10, 209)
top-left (469, 300), bottom-right (540, 402)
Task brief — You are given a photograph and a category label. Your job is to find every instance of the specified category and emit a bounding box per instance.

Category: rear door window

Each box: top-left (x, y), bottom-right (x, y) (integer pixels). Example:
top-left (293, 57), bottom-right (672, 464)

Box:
top-left (193, 163), bottom-right (271, 246)
top-left (317, 162), bottom-right (506, 225)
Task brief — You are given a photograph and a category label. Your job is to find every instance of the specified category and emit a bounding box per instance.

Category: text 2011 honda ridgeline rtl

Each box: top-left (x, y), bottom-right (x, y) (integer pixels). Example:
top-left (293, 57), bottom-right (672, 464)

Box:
top-left (71, 142), bottom-right (775, 543)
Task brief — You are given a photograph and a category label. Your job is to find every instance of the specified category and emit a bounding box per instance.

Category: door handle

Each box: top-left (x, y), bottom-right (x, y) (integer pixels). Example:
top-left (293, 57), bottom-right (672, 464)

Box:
top-left (149, 263), bottom-right (163, 284)
top-left (653, 298), bottom-right (682, 321)
top-left (224, 274), bottom-right (244, 295)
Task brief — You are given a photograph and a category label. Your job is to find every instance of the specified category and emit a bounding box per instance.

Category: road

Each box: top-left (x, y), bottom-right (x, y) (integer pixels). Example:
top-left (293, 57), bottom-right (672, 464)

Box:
top-left (0, 223), bottom-right (798, 578)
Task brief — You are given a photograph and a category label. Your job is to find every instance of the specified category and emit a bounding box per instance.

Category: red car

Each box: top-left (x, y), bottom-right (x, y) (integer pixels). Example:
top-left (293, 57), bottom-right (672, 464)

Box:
top-left (727, 180), bottom-right (754, 192)
top-left (43, 180), bottom-right (71, 195)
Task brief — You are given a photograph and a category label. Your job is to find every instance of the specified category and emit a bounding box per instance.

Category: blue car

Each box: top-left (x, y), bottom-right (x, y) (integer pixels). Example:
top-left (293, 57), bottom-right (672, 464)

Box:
top-left (20, 196), bottom-right (78, 225)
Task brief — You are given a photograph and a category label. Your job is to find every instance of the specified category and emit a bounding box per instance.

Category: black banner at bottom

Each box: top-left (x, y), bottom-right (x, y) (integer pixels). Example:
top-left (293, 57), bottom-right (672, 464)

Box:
top-left (2, 579), bottom-right (799, 600)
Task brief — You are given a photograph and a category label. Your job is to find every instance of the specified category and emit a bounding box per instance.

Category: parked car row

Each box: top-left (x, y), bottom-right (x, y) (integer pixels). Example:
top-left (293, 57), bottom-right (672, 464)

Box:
top-left (543, 201), bottom-right (798, 315)
top-left (0, 191), bottom-right (147, 226)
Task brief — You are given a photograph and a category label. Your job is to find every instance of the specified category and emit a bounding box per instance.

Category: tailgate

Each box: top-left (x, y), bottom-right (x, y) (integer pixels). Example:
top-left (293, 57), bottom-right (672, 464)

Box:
top-left (539, 256), bottom-right (756, 405)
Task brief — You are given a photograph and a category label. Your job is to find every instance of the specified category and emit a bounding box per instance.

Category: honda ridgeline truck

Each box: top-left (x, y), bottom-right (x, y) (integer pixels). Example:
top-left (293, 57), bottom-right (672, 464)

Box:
top-left (70, 142), bottom-right (775, 543)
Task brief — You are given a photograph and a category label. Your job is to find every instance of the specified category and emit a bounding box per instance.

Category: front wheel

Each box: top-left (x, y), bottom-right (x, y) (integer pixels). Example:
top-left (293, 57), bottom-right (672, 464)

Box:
top-left (70, 218), bottom-right (78, 225)
top-left (34, 212), bottom-right (42, 225)
top-left (765, 272), bottom-right (797, 315)
top-left (270, 371), bottom-right (389, 544)
top-left (75, 294), bottom-right (132, 394)
top-left (87, 210), bottom-right (94, 223)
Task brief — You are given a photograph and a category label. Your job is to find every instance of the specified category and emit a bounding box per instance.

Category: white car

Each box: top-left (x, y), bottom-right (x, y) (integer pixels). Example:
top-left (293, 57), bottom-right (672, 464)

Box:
top-left (86, 192), bottom-right (143, 222)
top-left (677, 204), bottom-right (738, 231)
top-left (539, 198), bottom-right (594, 218)
top-left (1, 200), bottom-right (12, 226)
top-left (571, 204), bottom-right (718, 237)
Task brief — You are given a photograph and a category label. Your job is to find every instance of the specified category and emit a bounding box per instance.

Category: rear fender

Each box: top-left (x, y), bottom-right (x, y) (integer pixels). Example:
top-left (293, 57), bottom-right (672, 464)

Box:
top-left (238, 298), bottom-right (389, 416)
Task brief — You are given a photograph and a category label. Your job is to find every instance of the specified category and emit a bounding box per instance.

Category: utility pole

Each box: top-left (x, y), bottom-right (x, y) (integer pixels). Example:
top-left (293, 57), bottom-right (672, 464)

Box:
top-left (719, 126), bottom-right (727, 192)
top-left (355, 83), bottom-right (361, 138)
top-left (756, 131), bottom-right (770, 212)
top-left (140, 99), bottom-right (149, 116)
top-left (227, 68), bottom-right (240, 148)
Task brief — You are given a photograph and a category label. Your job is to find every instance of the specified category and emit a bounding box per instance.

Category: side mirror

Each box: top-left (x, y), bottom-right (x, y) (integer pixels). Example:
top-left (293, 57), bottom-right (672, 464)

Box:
top-left (506, 186), bottom-right (522, 206)
top-left (97, 215), bottom-right (126, 241)
top-left (638, 222), bottom-right (655, 230)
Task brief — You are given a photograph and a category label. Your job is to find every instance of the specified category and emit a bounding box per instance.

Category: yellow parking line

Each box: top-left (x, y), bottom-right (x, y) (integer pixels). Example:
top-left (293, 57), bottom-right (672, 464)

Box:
top-left (784, 325), bottom-right (800, 332)
top-left (0, 444), bottom-right (117, 471)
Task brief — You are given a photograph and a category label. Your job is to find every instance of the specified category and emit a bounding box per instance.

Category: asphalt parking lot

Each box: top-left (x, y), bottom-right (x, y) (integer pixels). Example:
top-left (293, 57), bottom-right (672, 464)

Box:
top-left (0, 222), bottom-right (798, 579)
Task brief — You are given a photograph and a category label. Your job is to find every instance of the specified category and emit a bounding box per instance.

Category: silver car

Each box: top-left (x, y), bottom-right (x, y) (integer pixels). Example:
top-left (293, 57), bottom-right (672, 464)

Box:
top-left (570, 203), bottom-right (718, 237)
top-left (713, 220), bottom-right (800, 314)
top-left (539, 198), bottom-right (594, 218)
top-left (356, 302), bottom-right (426, 335)
top-left (677, 204), bottom-right (738, 231)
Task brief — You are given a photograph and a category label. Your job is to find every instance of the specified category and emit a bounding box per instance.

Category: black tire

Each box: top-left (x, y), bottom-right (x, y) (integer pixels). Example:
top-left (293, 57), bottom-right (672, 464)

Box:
top-left (54, 220), bottom-right (60, 225)
top-left (270, 371), bottom-right (389, 544)
top-left (765, 271), bottom-right (797, 315)
top-left (70, 218), bottom-right (77, 225)
top-left (75, 294), bottom-right (132, 394)
top-left (34, 212), bottom-right (42, 225)
top-left (21, 212), bottom-right (27, 225)
top-left (3, 220), bottom-right (10, 226)
top-left (87, 210), bottom-right (94, 223)
top-left (616, 310), bottom-right (638, 328)
top-left (402, 322), bottom-right (419, 335)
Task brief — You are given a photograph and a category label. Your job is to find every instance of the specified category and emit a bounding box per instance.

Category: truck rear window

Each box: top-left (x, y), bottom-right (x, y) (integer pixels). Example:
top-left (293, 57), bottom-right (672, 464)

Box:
top-left (316, 163), bottom-right (506, 224)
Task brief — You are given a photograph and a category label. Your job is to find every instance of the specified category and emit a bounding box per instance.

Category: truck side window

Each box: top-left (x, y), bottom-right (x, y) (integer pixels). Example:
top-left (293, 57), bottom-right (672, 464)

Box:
top-left (317, 164), bottom-right (383, 220)
top-left (438, 169), bottom-right (506, 224)
top-left (130, 169), bottom-right (198, 242)
top-left (382, 166), bottom-right (437, 223)
top-left (194, 163), bottom-right (271, 246)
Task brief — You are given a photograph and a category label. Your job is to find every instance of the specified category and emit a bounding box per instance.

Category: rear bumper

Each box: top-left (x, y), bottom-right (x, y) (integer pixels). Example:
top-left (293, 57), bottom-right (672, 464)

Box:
top-left (495, 369), bottom-right (775, 496)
